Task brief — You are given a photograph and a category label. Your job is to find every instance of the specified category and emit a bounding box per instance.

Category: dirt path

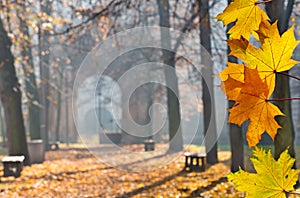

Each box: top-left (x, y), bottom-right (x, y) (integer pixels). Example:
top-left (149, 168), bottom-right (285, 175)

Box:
top-left (0, 146), bottom-right (297, 197)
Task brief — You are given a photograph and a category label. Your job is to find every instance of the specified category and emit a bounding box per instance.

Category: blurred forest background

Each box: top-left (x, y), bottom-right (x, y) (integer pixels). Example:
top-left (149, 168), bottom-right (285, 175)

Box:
top-left (0, 0), bottom-right (300, 196)
top-left (0, 0), bottom-right (299, 166)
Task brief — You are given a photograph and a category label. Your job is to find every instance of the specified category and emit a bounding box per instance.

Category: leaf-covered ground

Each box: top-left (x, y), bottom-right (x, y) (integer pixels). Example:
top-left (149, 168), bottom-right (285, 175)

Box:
top-left (0, 145), bottom-right (298, 197)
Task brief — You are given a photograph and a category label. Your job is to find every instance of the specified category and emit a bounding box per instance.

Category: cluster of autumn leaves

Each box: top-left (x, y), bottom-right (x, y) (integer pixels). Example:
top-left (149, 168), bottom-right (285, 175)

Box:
top-left (217, 0), bottom-right (299, 147)
top-left (216, 0), bottom-right (300, 196)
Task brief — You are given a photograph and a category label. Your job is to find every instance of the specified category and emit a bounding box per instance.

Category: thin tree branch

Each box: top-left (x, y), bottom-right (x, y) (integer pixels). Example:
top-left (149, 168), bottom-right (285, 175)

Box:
top-left (52, 0), bottom-right (125, 36)
top-left (267, 97), bottom-right (300, 102)
top-left (276, 71), bottom-right (300, 81)
top-left (285, 190), bottom-right (300, 196)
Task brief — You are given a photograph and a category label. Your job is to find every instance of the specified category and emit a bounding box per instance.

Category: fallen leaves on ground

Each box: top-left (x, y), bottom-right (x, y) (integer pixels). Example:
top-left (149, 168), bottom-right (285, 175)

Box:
top-left (0, 146), bottom-right (244, 197)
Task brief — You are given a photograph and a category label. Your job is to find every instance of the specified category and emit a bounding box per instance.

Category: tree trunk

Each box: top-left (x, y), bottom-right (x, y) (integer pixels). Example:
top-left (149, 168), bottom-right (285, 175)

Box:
top-left (0, 104), bottom-right (6, 146)
top-left (228, 100), bottom-right (244, 172)
top-left (55, 71), bottom-right (62, 142)
top-left (146, 89), bottom-right (154, 140)
top-left (17, 0), bottom-right (41, 140)
top-left (266, 0), bottom-right (296, 164)
top-left (198, 0), bottom-right (218, 164)
top-left (0, 18), bottom-right (30, 165)
top-left (227, 0), bottom-right (244, 172)
top-left (39, 0), bottom-right (52, 150)
top-left (157, 0), bottom-right (183, 152)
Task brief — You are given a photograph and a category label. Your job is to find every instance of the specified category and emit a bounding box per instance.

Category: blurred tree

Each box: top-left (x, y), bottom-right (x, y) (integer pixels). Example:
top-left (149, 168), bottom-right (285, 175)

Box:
top-left (157, 0), bottom-right (183, 152)
top-left (0, 17), bottom-right (30, 165)
top-left (0, 104), bottom-right (6, 146)
top-left (39, 0), bottom-right (52, 150)
top-left (54, 69), bottom-right (63, 142)
top-left (198, 0), bottom-right (218, 164)
top-left (16, 0), bottom-right (41, 140)
top-left (266, 0), bottom-right (296, 165)
top-left (227, 0), bottom-right (244, 172)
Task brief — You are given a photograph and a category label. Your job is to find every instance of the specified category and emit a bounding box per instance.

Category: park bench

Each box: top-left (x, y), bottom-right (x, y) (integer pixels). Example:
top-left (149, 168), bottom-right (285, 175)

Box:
top-left (2, 156), bottom-right (25, 177)
top-left (144, 139), bottom-right (155, 151)
top-left (184, 152), bottom-right (206, 172)
top-left (48, 141), bottom-right (60, 151)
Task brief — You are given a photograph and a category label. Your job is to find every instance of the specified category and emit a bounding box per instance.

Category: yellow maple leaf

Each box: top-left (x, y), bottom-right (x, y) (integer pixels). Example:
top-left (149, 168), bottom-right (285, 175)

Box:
top-left (228, 21), bottom-right (299, 97)
top-left (246, 21), bottom-right (299, 96)
top-left (255, 20), bottom-right (278, 43)
top-left (228, 147), bottom-right (300, 198)
top-left (222, 67), bottom-right (284, 147)
top-left (216, 0), bottom-right (269, 39)
top-left (227, 37), bottom-right (249, 60)
top-left (219, 62), bottom-right (245, 82)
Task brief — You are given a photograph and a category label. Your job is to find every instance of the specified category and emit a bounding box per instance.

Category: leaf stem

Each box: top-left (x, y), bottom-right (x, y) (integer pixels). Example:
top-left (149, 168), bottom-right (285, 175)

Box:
top-left (275, 71), bottom-right (300, 81)
top-left (267, 98), bottom-right (300, 102)
top-left (286, 191), bottom-right (300, 196)
top-left (255, 0), bottom-right (272, 5)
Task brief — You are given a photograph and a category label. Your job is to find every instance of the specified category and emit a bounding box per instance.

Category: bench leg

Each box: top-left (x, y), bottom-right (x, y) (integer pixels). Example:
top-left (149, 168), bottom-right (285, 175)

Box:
top-left (201, 157), bottom-right (205, 171)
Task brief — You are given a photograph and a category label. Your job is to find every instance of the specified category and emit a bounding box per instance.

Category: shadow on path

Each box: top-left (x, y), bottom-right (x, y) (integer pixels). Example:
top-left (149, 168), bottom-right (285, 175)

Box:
top-left (115, 170), bottom-right (186, 198)
top-left (187, 176), bottom-right (228, 198)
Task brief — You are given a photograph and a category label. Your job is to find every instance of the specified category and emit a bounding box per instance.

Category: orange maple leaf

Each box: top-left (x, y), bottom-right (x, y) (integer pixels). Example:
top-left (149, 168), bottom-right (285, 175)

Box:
top-left (219, 62), bottom-right (244, 101)
top-left (227, 37), bottom-right (249, 61)
top-left (222, 66), bottom-right (284, 147)
top-left (228, 21), bottom-right (299, 97)
top-left (216, 0), bottom-right (269, 39)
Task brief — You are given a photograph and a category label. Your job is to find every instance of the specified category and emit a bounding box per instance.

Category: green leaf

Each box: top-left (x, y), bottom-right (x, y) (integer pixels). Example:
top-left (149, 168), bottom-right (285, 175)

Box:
top-left (227, 147), bottom-right (300, 197)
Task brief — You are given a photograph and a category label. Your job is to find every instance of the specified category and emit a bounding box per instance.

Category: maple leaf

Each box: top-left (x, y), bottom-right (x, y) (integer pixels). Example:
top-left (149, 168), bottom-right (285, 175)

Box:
top-left (255, 20), bottom-right (278, 43)
top-left (219, 62), bottom-right (245, 82)
top-left (228, 21), bottom-right (299, 97)
top-left (216, 0), bottom-right (269, 39)
top-left (228, 147), bottom-right (300, 198)
top-left (227, 37), bottom-right (249, 60)
top-left (219, 62), bottom-right (244, 101)
top-left (222, 66), bottom-right (284, 146)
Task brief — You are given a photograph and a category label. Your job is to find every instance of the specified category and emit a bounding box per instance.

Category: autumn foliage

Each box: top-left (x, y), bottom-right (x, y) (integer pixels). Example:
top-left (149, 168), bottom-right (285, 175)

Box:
top-left (228, 147), bottom-right (300, 197)
top-left (217, 0), bottom-right (300, 196)
top-left (217, 0), bottom-right (299, 147)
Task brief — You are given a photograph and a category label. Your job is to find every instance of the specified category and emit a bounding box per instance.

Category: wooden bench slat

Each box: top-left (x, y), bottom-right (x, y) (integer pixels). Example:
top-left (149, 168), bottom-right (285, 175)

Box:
top-left (2, 156), bottom-right (25, 162)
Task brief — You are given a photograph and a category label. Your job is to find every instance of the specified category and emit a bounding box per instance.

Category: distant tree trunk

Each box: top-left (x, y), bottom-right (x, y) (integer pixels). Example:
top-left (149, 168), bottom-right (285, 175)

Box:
top-left (55, 70), bottom-right (63, 142)
top-left (128, 85), bottom-right (153, 142)
top-left (146, 90), bottom-right (154, 140)
top-left (266, 0), bottom-right (296, 164)
top-left (198, 0), bottom-right (218, 164)
top-left (17, 0), bottom-right (41, 140)
top-left (0, 18), bottom-right (30, 165)
top-left (0, 104), bottom-right (6, 146)
top-left (157, 0), bottom-right (183, 152)
top-left (39, 0), bottom-right (52, 150)
top-left (227, 0), bottom-right (244, 172)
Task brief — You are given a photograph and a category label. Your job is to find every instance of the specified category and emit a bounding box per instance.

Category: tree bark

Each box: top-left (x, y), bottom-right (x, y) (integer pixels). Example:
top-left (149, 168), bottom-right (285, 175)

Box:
top-left (0, 18), bottom-right (30, 165)
top-left (227, 0), bottom-right (244, 172)
top-left (0, 104), bottom-right (6, 146)
top-left (157, 0), bottom-right (183, 152)
top-left (227, 68), bottom-right (244, 171)
top-left (198, 0), bottom-right (218, 164)
top-left (17, 0), bottom-right (41, 140)
top-left (39, 0), bottom-right (52, 150)
top-left (266, 0), bottom-right (296, 164)
top-left (55, 70), bottom-right (62, 142)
